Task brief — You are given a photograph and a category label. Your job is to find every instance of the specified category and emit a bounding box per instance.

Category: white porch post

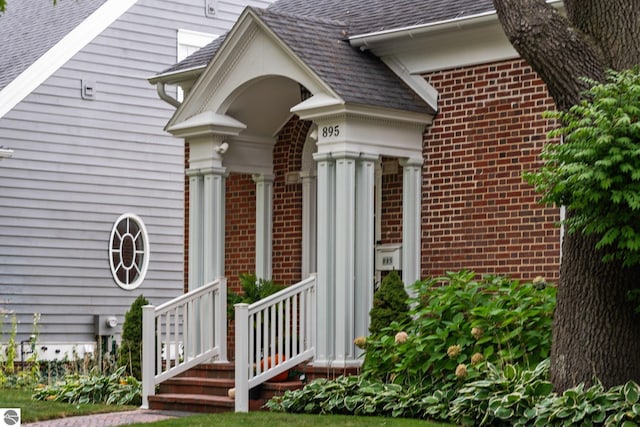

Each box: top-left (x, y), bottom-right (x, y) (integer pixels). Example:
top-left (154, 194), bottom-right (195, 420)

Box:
top-left (203, 166), bottom-right (228, 282)
top-left (354, 154), bottom-right (377, 358)
top-left (301, 171), bottom-right (316, 279)
top-left (187, 170), bottom-right (204, 292)
top-left (400, 158), bottom-right (423, 292)
top-left (313, 153), bottom-right (335, 365)
top-left (333, 151), bottom-right (358, 365)
top-left (253, 174), bottom-right (274, 280)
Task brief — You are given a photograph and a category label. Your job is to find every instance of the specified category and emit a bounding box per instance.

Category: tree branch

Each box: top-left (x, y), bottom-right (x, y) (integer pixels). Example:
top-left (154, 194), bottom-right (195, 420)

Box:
top-left (492, 0), bottom-right (607, 110)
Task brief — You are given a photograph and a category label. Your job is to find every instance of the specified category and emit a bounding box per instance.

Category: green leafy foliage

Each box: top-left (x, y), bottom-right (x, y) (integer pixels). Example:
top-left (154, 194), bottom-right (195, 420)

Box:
top-left (362, 271), bottom-right (555, 391)
top-left (449, 359), bottom-right (553, 426)
top-left (368, 271), bottom-right (410, 335)
top-left (268, 271), bottom-right (557, 423)
top-left (526, 67), bottom-right (640, 266)
top-left (227, 273), bottom-right (285, 319)
top-left (32, 365), bottom-right (141, 406)
top-left (118, 295), bottom-right (149, 380)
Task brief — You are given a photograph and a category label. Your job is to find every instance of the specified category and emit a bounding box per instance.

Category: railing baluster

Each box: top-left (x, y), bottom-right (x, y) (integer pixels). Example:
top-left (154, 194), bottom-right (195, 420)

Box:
top-left (285, 297), bottom-right (291, 360)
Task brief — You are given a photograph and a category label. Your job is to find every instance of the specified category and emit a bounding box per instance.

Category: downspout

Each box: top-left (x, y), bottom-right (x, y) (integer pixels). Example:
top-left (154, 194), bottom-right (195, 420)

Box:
top-left (0, 147), bottom-right (14, 160)
top-left (156, 82), bottom-right (181, 108)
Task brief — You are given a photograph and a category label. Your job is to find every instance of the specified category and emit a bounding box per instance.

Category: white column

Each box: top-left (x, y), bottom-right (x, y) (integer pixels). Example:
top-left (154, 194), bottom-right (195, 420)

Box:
top-left (400, 158), bottom-right (423, 292)
top-left (333, 152), bottom-right (358, 366)
top-left (301, 171), bottom-right (317, 279)
top-left (202, 166), bottom-right (227, 283)
top-left (312, 153), bottom-right (335, 366)
top-left (354, 154), bottom-right (377, 358)
top-left (253, 174), bottom-right (274, 280)
top-left (187, 169), bottom-right (204, 291)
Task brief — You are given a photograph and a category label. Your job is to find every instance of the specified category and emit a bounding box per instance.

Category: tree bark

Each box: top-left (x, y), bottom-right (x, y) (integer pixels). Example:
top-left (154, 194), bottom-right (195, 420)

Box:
top-left (493, 0), bottom-right (640, 391)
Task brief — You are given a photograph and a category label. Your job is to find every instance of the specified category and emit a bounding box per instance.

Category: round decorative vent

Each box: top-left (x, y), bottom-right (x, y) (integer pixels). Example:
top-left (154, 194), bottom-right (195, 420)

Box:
top-left (109, 213), bottom-right (150, 290)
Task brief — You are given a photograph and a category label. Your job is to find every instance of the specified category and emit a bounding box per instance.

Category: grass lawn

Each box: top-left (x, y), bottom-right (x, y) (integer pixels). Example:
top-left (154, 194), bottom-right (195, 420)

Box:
top-left (0, 388), bottom-right (137, 423)
top-left (124, 412), bottom-right (455, 427)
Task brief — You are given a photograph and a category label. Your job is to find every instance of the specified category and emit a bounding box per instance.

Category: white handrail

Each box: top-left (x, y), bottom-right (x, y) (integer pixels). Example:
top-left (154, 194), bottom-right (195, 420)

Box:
top-left (141, 277), bottom-right (227, 408)
top-left (235, 274), bottom-right (316, 412)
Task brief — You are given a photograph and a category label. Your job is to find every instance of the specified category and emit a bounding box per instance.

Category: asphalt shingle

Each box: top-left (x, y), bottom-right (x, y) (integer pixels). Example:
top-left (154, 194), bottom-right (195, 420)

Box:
top-left (268, 0), bottom-right (495, 35)
top-left (0, 0), bottom-right (108, 92)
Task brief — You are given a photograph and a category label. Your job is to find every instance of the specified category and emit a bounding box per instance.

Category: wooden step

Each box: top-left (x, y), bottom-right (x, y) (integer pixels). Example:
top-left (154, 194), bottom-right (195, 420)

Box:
top-left (158, 376), bottom-right (233, 396)
top-left (148, 393), bottom-right (235, 413)
top-left (148, 362), bottom-right (353, 414)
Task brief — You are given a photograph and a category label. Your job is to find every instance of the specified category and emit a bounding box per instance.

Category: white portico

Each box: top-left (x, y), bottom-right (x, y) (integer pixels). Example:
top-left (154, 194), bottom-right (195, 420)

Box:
top-left (152, 7), bottom-right (434, 367)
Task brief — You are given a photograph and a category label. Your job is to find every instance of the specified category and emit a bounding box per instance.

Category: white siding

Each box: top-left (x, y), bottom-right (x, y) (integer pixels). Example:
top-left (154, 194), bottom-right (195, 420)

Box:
top-left (0, 0), bottom-right (275, 346)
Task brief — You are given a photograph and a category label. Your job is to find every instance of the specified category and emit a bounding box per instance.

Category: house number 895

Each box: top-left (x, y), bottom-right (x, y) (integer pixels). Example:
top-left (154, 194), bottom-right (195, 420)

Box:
top-left (321, 125), bottom-right (340, 138)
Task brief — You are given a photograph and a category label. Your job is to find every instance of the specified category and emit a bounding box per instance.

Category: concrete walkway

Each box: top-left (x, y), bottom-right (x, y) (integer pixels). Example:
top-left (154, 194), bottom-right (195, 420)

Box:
top-left (22, 409), bottom-right (191, 427)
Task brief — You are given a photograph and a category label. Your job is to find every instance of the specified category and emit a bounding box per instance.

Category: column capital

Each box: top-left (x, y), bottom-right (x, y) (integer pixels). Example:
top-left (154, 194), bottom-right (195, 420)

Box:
top-left (201, 166), bottom-right (229, 177)
top-left (399, 157), bottom-right (424, 168)
top-left (331, 151), bottom-right (361, 161)
top-left (359, 152), bottom-right (380, 163)
top-left (252, 173), bottom-right (275, 184)
top-left (313, 152), bottom-right (333, 163)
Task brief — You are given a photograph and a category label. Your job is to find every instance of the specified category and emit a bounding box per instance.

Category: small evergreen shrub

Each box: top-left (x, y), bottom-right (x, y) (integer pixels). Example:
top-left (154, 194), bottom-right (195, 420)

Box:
top-left (368, 270), bottom-right (409, 336)
top-left (118, 295), bottom-right (148, 380)
top-left (227, 273), bottom-right (285, 319)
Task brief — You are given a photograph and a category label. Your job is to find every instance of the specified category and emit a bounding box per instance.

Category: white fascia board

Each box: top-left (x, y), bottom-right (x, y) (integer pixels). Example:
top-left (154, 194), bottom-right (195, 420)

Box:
top-left (349, 0), bottom-right (563, 49)
top-left (167, 111), bottom-right (247, 138)
top-left (382, 56), bottom-right (438, 112)
top-left (0, 0), bottom-right (138, 119)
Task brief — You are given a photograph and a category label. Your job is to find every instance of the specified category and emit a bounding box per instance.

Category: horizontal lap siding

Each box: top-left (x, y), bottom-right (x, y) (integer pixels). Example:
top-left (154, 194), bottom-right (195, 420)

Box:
top-left (422, 59), bottom-right (561, 282)
top-left (0, 0), bottom-right (273, 344)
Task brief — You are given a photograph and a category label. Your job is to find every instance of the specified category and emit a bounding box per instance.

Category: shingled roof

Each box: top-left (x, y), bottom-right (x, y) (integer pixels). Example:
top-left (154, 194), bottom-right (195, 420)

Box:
top-left (268, 0), bottom-right (495, 35)
top-left (0, 0), bottom-right (108, 92)
top-left (159, 0), bottom-right (495, 77)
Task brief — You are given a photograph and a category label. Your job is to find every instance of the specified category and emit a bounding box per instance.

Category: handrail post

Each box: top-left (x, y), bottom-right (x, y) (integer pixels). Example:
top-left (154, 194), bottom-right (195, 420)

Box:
top-left (217, 277), bottom-right (228, 362)
top-left (141, 304), bottom-right (155, 409)
top-left (235, 303), bottom-right (249, 412)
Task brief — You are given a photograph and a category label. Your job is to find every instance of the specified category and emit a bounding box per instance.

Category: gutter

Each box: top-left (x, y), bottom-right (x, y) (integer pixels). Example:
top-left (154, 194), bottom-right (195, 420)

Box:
top-left (349, 0), bottom-right (563, 50)
top-left (148, 66), bottom-right (207, 108)
top-left (350, 11), bottom-right (497, 49)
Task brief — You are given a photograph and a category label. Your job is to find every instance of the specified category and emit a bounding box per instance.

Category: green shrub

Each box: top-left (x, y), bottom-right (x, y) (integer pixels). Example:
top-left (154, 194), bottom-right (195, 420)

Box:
top-left (32, 365), bottom-right (141, 406)
top-left (118, 295), bottom-right (148, 380)
top-left (227, 273), bottom-right (285, 319)
top-left (368, 270), bottom-right (410, 336)
top-left (270, 271), bottom-right (557, 422)
top-left (449, 359), bottom-right (552, 426)
top-left (363, 271), bottom-right (555, 390)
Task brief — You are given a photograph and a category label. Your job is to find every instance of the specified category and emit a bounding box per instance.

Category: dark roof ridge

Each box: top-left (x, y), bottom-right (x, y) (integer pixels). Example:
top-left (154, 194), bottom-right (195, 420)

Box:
top-left (254, 6), bottom-right (349, 31)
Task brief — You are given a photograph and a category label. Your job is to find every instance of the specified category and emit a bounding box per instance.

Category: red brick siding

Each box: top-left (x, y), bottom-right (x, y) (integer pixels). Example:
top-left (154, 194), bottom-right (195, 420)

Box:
top-left (380, 158), bottom-right (403, 245)
top-left (272, 117), bottom-right (311, 284)
top-left (225, 173), bottom-right (257, 292)
top-left (421, 59), bottom-right (561, 281)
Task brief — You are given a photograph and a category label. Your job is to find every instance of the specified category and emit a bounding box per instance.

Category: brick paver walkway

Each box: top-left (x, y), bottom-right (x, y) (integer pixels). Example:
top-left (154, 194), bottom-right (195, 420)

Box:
top-left (22, 409), bottom-right (187, 427)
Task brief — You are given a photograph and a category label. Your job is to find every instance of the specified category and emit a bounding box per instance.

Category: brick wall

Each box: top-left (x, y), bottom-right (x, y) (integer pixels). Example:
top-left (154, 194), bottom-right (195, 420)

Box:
top-left (420, 59), bottom-right (561, 282)
top-left (225, 173), bottom-right (257, 293)
top-left (272, 116), bottom-right (310, 284)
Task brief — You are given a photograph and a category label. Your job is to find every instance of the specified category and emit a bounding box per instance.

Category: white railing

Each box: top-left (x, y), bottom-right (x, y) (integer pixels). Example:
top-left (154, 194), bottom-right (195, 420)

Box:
top-left (141, 277), bottom-right (227, 408)
top-left (234, 274), bottom-right (316, 412)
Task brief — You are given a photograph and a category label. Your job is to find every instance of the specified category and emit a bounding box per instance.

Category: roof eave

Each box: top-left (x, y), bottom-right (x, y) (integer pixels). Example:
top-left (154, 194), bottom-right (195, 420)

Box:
top-left (148, 65), bottom-right (206, 85)
top-left (349, 0), bottom-right (564, 49)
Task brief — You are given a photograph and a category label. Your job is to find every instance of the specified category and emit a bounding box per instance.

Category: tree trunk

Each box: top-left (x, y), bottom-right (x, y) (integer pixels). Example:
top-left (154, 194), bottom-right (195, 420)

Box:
top-left (493, 0), bottom-right (640, 391)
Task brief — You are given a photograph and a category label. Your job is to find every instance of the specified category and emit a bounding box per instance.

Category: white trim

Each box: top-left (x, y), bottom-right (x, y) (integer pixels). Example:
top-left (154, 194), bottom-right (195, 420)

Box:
top-left (382, 56), bottom-right (438, 112)
top-left (0, 0), bottom-right (138, 119)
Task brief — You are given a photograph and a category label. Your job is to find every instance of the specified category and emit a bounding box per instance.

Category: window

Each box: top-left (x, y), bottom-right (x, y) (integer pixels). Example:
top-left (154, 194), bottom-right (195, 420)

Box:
top-left (109, 214), bottom-right (150, 290)
top-left (176, 29), bottom-right (218, 101)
